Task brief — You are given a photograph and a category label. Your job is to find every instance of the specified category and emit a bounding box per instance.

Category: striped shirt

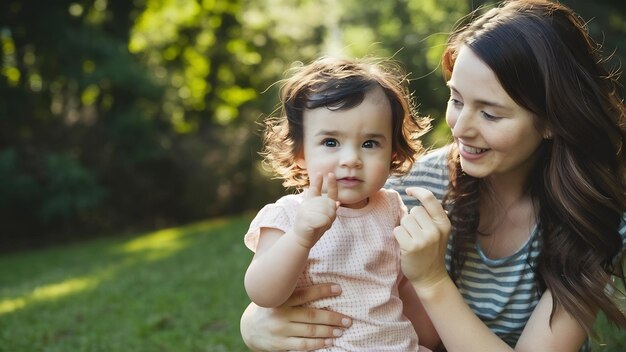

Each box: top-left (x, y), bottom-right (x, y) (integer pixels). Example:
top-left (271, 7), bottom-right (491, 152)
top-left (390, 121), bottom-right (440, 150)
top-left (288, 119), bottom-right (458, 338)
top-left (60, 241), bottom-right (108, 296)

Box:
top-left (385, 146), bottom-right (626, 349)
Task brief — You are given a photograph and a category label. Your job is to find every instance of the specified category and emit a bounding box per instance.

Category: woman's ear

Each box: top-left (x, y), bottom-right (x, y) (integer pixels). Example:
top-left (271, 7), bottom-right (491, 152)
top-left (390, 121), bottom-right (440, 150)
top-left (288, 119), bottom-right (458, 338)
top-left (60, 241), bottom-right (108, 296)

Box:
top-left (543, 129), bottom-right (553, 140)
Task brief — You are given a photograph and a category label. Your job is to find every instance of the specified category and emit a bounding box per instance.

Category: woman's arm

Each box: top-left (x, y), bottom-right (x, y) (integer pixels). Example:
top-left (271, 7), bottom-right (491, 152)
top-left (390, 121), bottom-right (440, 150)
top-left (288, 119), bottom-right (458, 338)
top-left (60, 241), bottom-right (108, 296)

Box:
top-left (398, 275), bottom-right (440, 350)
top-left (240, 283), bottom-right (353, 351)
top-left (414, 276), bottom-right (511, 351)
top-left (515, 290), bottom-right (588, 351)
top-left (414, 279), bottom-right (587, 352)
top-left (395, 187), bottom-right (588, 352)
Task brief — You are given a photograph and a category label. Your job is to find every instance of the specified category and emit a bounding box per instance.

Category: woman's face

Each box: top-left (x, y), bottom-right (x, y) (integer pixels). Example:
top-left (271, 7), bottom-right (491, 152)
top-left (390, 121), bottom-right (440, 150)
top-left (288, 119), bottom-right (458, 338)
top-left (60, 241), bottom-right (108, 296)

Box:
top-left (446, 45), bottom-right (546, 181)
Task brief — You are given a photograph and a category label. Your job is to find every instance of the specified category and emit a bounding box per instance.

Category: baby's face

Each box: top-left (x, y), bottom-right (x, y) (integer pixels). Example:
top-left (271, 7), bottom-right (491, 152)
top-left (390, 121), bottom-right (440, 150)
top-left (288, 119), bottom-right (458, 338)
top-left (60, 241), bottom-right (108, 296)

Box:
top-left (297, 86), bottom-right (393, 209)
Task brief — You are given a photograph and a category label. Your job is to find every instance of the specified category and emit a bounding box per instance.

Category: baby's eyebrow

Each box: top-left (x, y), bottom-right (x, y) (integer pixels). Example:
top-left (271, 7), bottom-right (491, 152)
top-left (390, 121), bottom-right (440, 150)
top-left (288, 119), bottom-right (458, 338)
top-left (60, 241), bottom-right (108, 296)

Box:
top-left (314, 130), bottom-right (339, 136)
top-left (364, 133), bottom-right (387, 140)
top-left (314, 131), bottom-right (388, 141)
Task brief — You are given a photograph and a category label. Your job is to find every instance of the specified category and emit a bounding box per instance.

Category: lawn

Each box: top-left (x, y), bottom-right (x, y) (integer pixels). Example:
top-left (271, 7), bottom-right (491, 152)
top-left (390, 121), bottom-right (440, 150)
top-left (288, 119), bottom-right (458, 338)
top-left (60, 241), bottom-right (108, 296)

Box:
top-left (0, 215), bottom-right (254, 351)
top-left (0, 215), bottom-right (624, 351)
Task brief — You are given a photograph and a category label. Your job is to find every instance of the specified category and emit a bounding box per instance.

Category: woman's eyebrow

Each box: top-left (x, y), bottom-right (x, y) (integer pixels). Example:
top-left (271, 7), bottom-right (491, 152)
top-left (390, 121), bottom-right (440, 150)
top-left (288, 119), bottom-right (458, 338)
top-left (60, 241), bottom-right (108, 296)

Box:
top-left (447, 82), bottom-right (508, 109)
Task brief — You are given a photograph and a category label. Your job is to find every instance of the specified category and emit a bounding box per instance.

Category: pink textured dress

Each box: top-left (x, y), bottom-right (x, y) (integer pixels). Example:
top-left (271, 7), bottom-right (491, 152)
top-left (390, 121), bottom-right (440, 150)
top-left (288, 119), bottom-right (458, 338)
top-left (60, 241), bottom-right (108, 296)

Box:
top-left (245, 188), bottom-right (428, 351)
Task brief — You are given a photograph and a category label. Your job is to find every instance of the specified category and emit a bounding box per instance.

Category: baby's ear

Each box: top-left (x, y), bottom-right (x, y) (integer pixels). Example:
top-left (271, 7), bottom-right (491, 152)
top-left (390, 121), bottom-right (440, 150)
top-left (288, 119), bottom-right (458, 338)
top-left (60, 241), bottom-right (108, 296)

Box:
top-left (391, 151), bottom-right (398, 164)
top-left (389, 152), bottom-right (398, 170)
top-left (295, 154), bottom-right (306, 169)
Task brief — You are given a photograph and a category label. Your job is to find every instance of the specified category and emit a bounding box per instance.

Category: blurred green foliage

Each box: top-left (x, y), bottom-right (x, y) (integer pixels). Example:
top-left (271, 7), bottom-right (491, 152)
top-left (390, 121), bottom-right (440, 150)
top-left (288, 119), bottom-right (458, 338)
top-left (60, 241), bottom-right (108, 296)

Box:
top-left (1, 0), bottom-right (625, 250)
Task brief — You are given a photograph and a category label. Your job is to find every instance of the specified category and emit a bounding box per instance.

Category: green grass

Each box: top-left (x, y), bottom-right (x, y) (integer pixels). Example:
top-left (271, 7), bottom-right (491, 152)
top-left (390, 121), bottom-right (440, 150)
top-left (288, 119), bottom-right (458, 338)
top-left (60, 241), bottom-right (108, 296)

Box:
top-left (0, 215), bottom-right (254, 351)
top-left (0, 215), bottom-right (624, 351)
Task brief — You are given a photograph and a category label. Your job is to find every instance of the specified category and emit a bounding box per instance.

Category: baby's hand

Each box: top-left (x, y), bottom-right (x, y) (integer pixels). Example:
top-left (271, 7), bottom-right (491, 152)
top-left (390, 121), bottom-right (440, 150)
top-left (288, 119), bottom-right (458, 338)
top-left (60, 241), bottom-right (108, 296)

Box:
top-left (293, 172), bottom-right (339, 248)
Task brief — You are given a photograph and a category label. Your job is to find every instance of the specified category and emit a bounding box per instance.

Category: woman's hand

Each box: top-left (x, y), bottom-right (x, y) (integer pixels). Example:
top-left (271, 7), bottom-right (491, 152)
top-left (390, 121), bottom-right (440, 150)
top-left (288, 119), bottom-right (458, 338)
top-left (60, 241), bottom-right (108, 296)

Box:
top-left (393, 187), bottom-right (451, 291)
top-left (240, 283), bottom-right (352, 351)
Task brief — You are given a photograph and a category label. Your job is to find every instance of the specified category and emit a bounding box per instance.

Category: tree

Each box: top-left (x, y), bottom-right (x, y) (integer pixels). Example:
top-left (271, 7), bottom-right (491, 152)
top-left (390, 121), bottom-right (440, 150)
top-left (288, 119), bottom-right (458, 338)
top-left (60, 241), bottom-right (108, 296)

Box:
top-left (1, 0), bottom-right (625, 250)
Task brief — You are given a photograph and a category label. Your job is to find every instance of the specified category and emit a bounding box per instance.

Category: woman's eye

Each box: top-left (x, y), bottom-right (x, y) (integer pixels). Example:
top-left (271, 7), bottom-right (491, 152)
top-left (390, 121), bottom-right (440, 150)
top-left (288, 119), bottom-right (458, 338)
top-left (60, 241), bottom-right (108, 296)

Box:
top-left (449, 98), bottom-right (463, 107)
top-left (481, 111), bottom-right (502, 121)
top-left (362, 140), bottom-right (379, 148)
top-left (322, 138), bottom-right (338, 147)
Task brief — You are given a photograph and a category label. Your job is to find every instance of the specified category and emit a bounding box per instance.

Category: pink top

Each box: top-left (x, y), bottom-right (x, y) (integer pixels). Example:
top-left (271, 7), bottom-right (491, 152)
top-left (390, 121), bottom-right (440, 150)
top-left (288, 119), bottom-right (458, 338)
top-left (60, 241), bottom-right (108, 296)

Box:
top-left (245, 188), bottom-right (424, 351)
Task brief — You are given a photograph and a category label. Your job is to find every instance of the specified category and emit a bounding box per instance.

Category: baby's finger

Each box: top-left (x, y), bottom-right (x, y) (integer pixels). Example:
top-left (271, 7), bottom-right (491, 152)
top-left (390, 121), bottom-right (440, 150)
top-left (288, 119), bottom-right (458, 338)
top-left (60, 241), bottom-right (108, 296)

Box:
top-left (326, 173), bottom-right (338, 201)
top-left (308, 172), bottom-right (323, 198)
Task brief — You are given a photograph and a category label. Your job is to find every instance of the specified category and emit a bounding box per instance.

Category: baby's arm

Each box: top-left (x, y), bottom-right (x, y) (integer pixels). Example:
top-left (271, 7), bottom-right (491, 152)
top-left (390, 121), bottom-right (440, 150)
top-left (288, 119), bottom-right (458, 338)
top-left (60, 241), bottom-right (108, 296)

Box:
top-left (245, 226), bottom-right (317, 308)
top-left (244, 173), bottom-right (338, 308)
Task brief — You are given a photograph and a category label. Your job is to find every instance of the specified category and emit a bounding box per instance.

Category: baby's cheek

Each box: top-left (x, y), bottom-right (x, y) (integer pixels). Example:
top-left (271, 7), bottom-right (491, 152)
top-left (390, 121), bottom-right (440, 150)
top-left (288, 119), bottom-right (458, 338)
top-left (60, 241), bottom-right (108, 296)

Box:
top-left (371, 162), bottom-right (392, 185)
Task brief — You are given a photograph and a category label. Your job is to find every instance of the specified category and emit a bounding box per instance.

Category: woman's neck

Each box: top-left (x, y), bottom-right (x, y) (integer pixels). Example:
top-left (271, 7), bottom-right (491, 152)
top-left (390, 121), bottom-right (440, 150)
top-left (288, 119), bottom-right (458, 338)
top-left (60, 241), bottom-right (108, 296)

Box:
top-left (477, 171), bottom-right (537, 259)
top-left (483, 155), bottom-right (536, 205)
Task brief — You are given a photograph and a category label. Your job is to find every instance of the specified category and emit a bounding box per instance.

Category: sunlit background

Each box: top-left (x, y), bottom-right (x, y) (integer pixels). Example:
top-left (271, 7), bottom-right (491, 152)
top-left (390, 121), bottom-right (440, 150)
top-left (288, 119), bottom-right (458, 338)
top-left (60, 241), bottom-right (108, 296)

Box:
top-left (1, 0), bottom-right (625, 350)
top-left (2, 0), bottom-right (625, 249)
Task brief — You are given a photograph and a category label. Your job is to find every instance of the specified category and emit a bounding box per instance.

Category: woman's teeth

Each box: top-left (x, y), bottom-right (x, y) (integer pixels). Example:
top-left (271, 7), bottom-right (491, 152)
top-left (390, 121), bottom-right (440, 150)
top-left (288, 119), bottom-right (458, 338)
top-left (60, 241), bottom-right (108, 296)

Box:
top-left (462, 144), bottom-right (487, 154)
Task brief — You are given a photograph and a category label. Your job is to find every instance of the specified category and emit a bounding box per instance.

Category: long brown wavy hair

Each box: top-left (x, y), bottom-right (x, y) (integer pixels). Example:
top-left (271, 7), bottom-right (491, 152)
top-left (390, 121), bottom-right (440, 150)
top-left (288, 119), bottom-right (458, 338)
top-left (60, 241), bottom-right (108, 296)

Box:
top-left (262, 56), bottom-right (431, 189)
top-left (441, 0), bottom-right (626, 331)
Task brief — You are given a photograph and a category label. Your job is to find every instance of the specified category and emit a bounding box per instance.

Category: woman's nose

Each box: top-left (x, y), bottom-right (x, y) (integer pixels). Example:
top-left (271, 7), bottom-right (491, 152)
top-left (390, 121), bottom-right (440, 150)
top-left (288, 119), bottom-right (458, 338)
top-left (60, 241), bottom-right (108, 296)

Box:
top-left (451, 108), bottom-right (476, 138)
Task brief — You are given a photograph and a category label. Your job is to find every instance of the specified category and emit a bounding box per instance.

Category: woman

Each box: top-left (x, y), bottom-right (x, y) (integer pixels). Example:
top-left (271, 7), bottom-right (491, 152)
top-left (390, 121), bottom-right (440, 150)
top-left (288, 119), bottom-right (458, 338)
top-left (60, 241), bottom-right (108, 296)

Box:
top-left (240, 1), bottom-right (626, 350)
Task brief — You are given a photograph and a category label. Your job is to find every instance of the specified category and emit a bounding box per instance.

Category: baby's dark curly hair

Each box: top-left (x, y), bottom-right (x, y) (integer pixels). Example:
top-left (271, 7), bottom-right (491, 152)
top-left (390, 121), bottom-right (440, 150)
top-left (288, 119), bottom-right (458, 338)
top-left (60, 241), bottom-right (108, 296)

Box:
top-left (262, 56), bottom-right (431, 189)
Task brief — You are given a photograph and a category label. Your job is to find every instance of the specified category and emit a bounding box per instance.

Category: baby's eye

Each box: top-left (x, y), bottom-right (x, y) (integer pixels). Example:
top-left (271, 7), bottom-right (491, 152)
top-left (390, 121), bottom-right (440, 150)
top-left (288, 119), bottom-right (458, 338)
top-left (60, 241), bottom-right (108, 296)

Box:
top-left (362, 140), bottom-right (380, 148)
top-left (322, 138), bottom-right (338, 147)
